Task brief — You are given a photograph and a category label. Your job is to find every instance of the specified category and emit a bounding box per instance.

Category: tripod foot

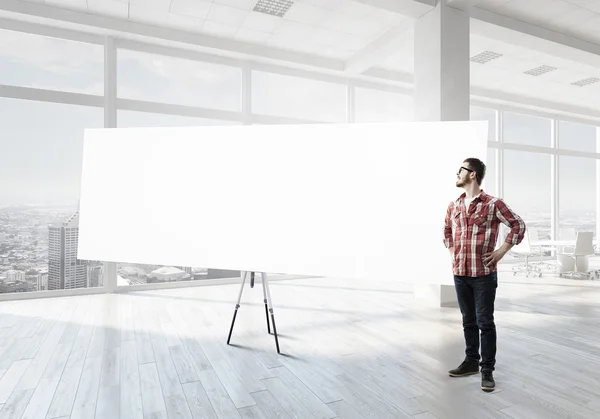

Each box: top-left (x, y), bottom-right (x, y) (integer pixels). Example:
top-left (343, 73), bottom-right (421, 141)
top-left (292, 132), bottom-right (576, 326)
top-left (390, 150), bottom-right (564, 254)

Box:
top-left (270, 310), bottom-right (280, 353)
top-left (227, 305), bottom-right (240, 345)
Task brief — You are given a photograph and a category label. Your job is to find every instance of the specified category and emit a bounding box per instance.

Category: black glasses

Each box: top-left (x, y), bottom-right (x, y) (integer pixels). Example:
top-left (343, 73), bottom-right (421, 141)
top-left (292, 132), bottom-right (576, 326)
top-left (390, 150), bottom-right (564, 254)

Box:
top-left (458, 166), bottom-right (474, 175)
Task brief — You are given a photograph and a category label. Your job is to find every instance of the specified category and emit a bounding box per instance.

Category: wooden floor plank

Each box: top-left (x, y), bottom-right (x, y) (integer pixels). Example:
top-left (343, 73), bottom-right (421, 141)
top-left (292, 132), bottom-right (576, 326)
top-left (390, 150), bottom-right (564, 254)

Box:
top-left (139, 363), bottom-right (167, 416)
top-left (181, 381), bottom-right (218, 419)
top-left (69, 356), bottom-right (102, 419)
top-left (120, 339), bottom-right (144, 419)
top-left (0, 389), bottom-right (34, 419)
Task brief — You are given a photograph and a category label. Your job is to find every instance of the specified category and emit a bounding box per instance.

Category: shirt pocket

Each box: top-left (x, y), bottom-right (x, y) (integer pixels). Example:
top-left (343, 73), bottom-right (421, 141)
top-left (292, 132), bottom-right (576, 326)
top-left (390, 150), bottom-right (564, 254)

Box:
top-left (452, 210), bottom-right (461, 226)
top-left (473, 207), bottom-right (492, 226)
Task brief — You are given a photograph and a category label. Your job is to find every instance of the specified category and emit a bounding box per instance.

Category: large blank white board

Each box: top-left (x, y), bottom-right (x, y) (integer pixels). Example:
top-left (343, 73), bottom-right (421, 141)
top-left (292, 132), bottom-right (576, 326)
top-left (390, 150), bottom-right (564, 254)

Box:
top-left (78, 122), bottom-right (487, 283)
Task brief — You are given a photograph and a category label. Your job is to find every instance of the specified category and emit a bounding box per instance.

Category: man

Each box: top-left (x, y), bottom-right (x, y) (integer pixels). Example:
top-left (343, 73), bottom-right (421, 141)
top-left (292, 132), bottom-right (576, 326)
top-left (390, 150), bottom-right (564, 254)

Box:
top-left (443, 157), bottom-right (525, 392)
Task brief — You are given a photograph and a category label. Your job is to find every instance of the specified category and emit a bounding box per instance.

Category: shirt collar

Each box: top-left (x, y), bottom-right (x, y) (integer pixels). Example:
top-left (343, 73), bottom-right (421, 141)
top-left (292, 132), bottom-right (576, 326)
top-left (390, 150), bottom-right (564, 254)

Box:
top-left (455, 190), bottom-right (487, 205)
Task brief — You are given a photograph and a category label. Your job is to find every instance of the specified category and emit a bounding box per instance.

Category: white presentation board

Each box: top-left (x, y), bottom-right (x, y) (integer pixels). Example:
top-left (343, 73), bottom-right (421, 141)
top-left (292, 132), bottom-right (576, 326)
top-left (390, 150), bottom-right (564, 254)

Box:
top-left (78, 122), bottom-right (487, 284)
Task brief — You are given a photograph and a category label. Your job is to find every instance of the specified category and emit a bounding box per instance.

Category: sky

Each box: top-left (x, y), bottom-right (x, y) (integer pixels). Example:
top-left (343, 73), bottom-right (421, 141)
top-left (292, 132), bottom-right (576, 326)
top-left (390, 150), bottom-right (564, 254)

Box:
top-left (0, 27), bottom-right (598, 219)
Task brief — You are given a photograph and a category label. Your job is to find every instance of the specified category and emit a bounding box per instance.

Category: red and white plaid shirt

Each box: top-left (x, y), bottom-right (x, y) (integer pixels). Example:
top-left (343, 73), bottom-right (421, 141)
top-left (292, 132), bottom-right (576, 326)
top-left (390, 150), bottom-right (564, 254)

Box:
top-left (444, 190), bottom-right (526, 277)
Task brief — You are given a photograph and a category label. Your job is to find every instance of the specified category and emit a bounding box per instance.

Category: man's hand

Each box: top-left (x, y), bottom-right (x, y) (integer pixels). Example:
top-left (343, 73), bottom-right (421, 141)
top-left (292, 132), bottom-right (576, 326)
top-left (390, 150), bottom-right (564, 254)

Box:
top-left (449, 247), bottom-right (454, 256)
top-left (482, 249), bottom-right (506, 267)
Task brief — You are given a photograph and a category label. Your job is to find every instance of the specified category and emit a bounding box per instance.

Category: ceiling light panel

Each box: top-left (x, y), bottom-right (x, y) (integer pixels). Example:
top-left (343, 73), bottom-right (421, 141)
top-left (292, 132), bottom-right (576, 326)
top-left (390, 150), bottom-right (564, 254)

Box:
top-left (470, 51), bottom-right (503, 64)
top-left (524, 65), bottom-right (557, 76)
top-left (252, 0), bottom-right (294, 17)
top-left (571, 77), bottom-right (600, 87)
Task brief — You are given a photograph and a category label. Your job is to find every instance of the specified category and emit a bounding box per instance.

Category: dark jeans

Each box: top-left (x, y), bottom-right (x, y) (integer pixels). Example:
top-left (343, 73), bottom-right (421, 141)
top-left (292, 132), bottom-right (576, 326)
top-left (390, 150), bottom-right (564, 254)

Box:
top-left (454, 272), bottom-right (498, 372)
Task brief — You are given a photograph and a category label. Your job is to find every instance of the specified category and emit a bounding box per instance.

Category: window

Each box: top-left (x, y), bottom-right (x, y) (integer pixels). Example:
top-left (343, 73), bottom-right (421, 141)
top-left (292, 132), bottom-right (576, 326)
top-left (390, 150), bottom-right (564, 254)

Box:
top-left (0, 98), bottom-right (104, 293)
top-left (354, 88), bottom-right (413, 123)
top-left (503, 112), bottom-right (551, 148)
top-left (558, 120), bottom-right (597, 153)
top-left (115, 111), bottom-right (241, 286)
top-left (483, 148), bottom-right (496, 197)
top-left (251, 71), bottom-right (346, 122)
top-left (471, 106), bottom-right (496, 141)
top-left (117, 49), bottom-right (241, 111)
top-left (472, 107), bottom-right (496, 197)
top-left (503, 150), bottom-right (552, 239)
top-left (559, 156), bottom-right (596, 238)
top-left (0, 29), bottom-right (103, 95)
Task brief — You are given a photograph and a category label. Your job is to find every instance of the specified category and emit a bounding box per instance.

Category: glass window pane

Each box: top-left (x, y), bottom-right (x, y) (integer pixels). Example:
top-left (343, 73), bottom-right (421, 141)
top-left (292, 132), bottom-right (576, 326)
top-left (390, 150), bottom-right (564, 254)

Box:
top-left (354, 88), bottom-right (413, 123)
top-left (118, 49), bottom-right (241, 111)
top-left (251, 71), bottom-right (346, 122)
top-left (559, 156), bottom-right (596, 238)
top-left (0, 98), bottom-right (104, 293)
top-left (471, 106), bottom-right (496, 141)
top-left (504, 150), bottom-right (551, 240)
top-left (558, 120), bottom-right (597, 153)
top-left (0, 29), bottom-right (103, 95)
top-left (482, 148), bottom-right (496, 197)
top-left (115, 111), bottom-right (241, 286)
top-left (503, 112), bottom-right (551, 147)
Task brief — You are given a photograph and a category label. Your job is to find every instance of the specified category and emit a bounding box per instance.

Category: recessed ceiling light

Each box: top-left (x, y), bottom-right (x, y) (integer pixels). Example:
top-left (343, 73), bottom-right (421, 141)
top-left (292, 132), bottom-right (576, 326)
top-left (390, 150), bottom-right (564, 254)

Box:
top-left (470, 51), bottom-right (503, 64)
top-left (524, 65), bottom-right (556, 76)
top-left (252, 0), bottom-right (294, 17)
top-left (571, 77), bottom-right (600, 87)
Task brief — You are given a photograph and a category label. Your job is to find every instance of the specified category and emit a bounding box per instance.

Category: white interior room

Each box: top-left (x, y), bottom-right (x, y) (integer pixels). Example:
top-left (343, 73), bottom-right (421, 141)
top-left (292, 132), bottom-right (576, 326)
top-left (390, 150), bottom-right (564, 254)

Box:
top-left (1, 0), bottom-right (600, 418)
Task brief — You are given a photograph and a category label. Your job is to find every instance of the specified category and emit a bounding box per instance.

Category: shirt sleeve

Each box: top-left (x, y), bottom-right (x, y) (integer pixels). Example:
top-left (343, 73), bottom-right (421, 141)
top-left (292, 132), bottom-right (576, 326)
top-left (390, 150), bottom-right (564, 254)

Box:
top-left (495, 199), bottom-right (526, 245)
top-left (443, 202), bottom-right (454, 249)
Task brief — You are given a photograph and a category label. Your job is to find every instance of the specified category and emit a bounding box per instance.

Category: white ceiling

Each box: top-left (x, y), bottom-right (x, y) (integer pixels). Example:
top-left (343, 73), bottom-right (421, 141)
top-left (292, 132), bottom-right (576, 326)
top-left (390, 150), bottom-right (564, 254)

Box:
top-left (30, 0), bottom-right (407, 60)
top-left (379, 29), bottom-right (600, 112)
top-left (469, 0), bottom-right (600, 45)
top-left (468, 34), bottom-right (600, 112)
top-left (2, 0), bottom-right (600, 116)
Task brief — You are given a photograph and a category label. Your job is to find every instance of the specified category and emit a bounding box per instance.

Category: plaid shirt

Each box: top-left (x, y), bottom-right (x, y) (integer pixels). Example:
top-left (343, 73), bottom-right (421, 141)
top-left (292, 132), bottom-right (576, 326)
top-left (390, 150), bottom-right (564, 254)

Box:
top-left (444, 190), bottom-right (526, 277)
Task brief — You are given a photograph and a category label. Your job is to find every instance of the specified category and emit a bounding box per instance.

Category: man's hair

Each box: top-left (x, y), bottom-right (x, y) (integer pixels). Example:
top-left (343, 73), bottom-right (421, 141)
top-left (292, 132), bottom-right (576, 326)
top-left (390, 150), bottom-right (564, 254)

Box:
top-left (463, 157), bottom-right (486, 186)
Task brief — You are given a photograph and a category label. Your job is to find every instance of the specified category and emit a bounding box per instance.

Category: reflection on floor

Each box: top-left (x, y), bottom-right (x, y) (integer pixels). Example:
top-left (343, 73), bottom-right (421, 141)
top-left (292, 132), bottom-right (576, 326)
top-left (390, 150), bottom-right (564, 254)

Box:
top-left (0, 270), bottom-right (598, 419)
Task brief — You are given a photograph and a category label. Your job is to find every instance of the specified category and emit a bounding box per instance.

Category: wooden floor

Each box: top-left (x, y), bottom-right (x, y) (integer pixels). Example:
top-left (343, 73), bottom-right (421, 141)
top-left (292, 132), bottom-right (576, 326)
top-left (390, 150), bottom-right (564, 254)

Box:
top-left (0, 269), bottom-right (599, 419)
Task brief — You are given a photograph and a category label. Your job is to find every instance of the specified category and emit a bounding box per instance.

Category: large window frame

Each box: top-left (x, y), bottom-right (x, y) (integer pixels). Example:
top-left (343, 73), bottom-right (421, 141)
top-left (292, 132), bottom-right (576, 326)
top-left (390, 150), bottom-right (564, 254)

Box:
top-left (1, 18), bottom-right (600, 300)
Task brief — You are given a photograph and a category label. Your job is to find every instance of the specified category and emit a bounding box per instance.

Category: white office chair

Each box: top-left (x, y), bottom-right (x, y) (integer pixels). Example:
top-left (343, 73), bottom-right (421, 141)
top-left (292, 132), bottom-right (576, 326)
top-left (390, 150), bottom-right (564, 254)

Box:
top-left (558, 232), bottom-right (598, 280)
top-left (559, 227), bottom-right (576, 254)
top-left (511, 233), bottom-right (542, 278)
top-left (528, 227), bottom-right (555, 272)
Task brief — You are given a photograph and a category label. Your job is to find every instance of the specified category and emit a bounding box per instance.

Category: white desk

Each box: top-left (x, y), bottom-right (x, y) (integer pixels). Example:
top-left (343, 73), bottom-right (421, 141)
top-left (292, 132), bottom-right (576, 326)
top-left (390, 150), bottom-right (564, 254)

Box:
top-left (530, 239), bottom-right (600, 247)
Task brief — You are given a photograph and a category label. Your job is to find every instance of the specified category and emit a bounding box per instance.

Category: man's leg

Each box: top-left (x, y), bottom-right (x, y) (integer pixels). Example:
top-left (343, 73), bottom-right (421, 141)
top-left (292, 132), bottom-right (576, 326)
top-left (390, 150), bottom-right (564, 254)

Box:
top-left (472, 272), bottom-right (497, 371)
top-left (472, 272), bottom-right (498, 391)
top-left (449, 275), bottom-right (480, 376)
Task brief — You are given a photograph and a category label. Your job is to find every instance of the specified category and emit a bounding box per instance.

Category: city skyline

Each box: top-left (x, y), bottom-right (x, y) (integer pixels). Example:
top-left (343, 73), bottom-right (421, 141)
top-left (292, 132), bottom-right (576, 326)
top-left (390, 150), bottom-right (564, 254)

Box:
top-left (0, 206), bottom-right (103, 293)
top-left (0, 205), bottom-right (238, 293)
top-left (0, 203), bottom-right (595, 290)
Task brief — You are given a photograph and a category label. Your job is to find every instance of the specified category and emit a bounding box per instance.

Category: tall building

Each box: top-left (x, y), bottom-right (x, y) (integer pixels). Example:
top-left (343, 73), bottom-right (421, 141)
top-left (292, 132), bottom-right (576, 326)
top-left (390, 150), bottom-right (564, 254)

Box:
top-left (48, 212), bottom-right (87, 290)
top-left (87, 265), bottom-right (103, 288)
top-left (37, 271), bottom-right (48, 291)
top-left (6, 270), bottom-right (26, 282)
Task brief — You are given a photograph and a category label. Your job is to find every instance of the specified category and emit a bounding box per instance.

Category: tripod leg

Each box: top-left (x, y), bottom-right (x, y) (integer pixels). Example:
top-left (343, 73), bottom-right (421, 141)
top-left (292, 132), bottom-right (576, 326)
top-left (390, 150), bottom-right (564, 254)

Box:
top-left (261, 273), bottom-right (271, 334)
top-left (262, 273), bottom-right (280, 353)
top-left (227, 272), bottom-right (248, 345)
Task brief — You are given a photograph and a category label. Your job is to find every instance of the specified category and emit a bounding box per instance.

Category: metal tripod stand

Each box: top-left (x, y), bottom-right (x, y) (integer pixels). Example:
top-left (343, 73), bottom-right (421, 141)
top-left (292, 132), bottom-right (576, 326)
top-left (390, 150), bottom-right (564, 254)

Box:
top-left (226, 271), bottom-right (280, 353)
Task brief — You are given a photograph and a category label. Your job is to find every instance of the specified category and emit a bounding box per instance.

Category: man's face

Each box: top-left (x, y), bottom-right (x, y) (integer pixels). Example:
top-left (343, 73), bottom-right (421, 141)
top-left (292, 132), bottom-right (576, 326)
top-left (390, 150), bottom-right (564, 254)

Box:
top-left (456, 163), bottom-right (474, 188)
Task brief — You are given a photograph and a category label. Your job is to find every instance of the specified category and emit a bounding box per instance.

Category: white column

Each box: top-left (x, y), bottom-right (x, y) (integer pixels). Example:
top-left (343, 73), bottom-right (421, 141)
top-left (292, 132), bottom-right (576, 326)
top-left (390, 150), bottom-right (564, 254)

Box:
top-left (242, 63), bottom-right (252, 125)
top-left (414, 3), bottom-right (470, 122)
top-left (346, 81), bottom-right (355, 124)
top-left (496, 110), bottom-right (503, 199)
top-left (551, 119), bottom-right (559, 243)
top-left (104, 36), bottom-right (116, 128)
top-left (597, 127), bottom-right (600, 240)
top-left (413, 2), bottom-right (470, 308)
top-left (103, 35), bottom-right (118, 292)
